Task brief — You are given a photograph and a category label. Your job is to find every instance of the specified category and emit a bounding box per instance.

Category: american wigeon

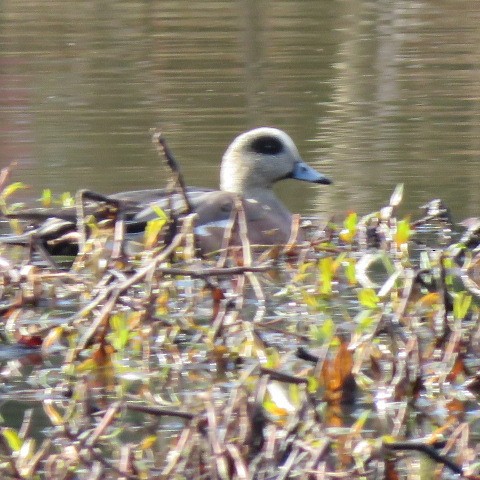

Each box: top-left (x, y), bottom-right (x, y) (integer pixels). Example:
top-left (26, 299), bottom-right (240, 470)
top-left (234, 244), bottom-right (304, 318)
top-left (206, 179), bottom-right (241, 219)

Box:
top-left (2, 127), bottom-right (331, 256)
top-left (134, 127), bottom-right (331, 252)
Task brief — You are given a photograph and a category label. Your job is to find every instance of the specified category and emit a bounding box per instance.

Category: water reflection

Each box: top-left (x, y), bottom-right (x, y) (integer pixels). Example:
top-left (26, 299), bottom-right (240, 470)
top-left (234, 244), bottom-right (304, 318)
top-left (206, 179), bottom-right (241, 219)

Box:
top-left (322, 0), bottom-right (480, 219)
top-left (0, 0), bottom-right (479, 221)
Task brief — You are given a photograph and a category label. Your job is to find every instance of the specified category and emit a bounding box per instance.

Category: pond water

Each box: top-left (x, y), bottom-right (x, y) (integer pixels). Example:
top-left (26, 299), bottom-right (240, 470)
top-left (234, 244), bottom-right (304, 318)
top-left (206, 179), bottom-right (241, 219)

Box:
top-left (1, 0), bottom-right (479, 223)
top-left (0, 2), bottom-right (480, 475)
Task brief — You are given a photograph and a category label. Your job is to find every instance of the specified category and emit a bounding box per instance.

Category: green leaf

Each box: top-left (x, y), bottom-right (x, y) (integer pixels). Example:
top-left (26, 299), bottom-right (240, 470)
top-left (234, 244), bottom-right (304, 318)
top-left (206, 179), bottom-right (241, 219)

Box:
top-left (41, 188), bottom-right (52, 207)
top-left (144, 207), bottom-right (169, 248)
top-left (344, 212), bottom-right (358, 232)
top-left (0, 182), bottom-right (27, 200)
top-left (453, 292), bottom-right (472, 321)
top-left (61, 192), bottom-right (74, 207)
top-left (395, 218), bottom-right (412, 244)
top-left (319, 257), bottom-right (333, 296)
top-left (354, 310), bottom-right (374, 333)
top-left (343, 258), bottom-right (357, 285)
top-left (310, 318), bottom-right (335, 345)
top-left (340, 212), bottom-right (358, 243)
top-left (358, 288), bottom-right (380, 309)
top-left (109, 313), bottom-right (129, 350)
top-left (307, 375), bottom-right (319, 393)
top-left (151, 205), bottom-right (168, 221)
top-left (264, 347), bottom-right (281, 369)
top-left (1, 427), bottom-right (23, 452)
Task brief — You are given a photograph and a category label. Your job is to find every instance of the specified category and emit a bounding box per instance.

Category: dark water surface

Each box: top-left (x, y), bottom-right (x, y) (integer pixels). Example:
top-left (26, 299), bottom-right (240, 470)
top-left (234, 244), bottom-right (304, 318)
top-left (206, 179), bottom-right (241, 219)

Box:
top-left (1, 0), bottom-right (479, 222)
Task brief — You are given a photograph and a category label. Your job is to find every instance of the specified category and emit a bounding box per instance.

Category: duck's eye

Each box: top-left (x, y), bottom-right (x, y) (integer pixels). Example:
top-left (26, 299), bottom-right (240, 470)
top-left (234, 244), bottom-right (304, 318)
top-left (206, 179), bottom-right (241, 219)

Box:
top-left (250, 136), bottom-right (283, 155)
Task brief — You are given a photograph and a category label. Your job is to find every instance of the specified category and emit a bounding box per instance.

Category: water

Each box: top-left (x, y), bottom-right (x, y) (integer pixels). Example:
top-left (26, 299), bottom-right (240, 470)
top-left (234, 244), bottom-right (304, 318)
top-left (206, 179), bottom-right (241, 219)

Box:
top-left (1, 0), bottom-right (479, 224)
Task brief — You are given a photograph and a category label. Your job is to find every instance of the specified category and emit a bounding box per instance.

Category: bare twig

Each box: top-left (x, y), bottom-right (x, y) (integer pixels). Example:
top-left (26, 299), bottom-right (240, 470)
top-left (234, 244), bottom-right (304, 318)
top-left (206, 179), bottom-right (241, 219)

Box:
top-left (383, 440), bottom-right (463, 475)
top-left (152, 130), bottom-right (193, 214)
top-left (126, 403), bottom-right (195, 421)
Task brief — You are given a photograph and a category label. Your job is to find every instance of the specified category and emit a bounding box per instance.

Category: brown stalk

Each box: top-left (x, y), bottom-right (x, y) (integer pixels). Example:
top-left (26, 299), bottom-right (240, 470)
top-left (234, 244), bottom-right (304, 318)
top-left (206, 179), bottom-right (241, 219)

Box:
top-left (217, 201), bottom-right (239, 267)
top-left (0, 162), bottom-right (16, 192)
top-left (160, 424), bottom-right (195, 476)
top-left (110, 206), bottom-right (126, 261)
top-left (225, 444), bottom-right (249, 480)
top-left (22, 439), bottom-right (52, 478)
top-left (236, 197), bottom-right (252, 267)
top-left (118, 444), bottom-right (135, 479)
top-left (283, 213), bottom-right (301, 254)
top-left (18, 409), bottom-right (33, 440)
top-left (152, 130), bottom-right (193, 214)
top-left (259, 367), bottom-right (309, 385)
top-left (205, 396), bottom-right (230, 478)
top-left (84, 401), bottom-right (122, 448)
top-left (210, 300), bottom-right (229, 341)
top-left (29, 236), bottom-right (61, 269)
top-left (277, 444), bottom-right (301, 480)
top-left (126, 403), bottom-right (195, 421)
top-left (69, 293), bottom-right (118, 362)
top-left (305, 439), bottom-right (331, 474)
top-left (83, 447), bottom-right (138, 480)
top-left (383, 440), bottom-right (463, 475)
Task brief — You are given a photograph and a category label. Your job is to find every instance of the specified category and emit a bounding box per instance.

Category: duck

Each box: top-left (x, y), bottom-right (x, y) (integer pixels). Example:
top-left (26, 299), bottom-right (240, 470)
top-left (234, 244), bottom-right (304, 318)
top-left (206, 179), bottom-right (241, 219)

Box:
top-left (1, 127), bottom-right (331, 256)
top-left (133, 127), bottom-right (331, 252)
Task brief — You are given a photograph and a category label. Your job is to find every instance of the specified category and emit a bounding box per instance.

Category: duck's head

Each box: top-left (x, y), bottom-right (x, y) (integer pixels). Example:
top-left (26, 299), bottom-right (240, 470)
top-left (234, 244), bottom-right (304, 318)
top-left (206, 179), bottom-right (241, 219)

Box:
top-left (220, 127), bottom-right (331, 196)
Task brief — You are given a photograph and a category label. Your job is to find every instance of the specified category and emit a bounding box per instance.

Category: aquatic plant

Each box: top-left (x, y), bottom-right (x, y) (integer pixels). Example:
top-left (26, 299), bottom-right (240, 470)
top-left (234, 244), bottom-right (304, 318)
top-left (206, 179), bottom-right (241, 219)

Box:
top-left (0, 160), bottom-right (478, 479)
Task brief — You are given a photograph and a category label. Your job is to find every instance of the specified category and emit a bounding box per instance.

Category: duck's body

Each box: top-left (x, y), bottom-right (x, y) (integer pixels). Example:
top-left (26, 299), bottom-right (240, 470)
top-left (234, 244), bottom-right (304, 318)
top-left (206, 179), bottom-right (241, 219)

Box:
top-left (2, 127), bottom-right (331, 255)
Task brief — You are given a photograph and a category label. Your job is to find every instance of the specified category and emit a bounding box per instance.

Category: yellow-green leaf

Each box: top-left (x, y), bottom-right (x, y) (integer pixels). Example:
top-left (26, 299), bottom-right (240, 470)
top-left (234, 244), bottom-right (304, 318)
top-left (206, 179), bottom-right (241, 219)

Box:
top-left (61, 192), bottom-right (74, 207)
top-left (319, 257), bottom-right (333, 296)
top-left (151, 205), bottom-right (168, 221)
top-left (351, 410), bottom-right (370, 434)
top-left (302, 292), bottom-right (322, 310)
top-left (343, 258), bottom-right (357, 285)
top-left (1, 182), bottom-right (27, 200)
top-left (1, 428), bottom-right (23, 451)
top-left (41, 188), bottom-right (52, 207)
top-left (140, 435), bottom-right (157, 450)
top-left (288, 383), bottom-right (301, 407)
top-left (110, 313), bottom-right (130, 351)
top-left (144, 218), bottom-right (167, 248)
top-left (339, 212), bottom-right (358, 243)
top-left (264, 347), bottom-right (281, 369)
top-left (395, 218), bottom-right (412, 245)
top-left (43, 400), bottom-right (65, 426)
top-left (358, 288), bottom-right (380, 309)
top-left (453, 292), bottom-right (472, 321)
top-left (355, 310), bottom-right (374, 333)
top-left (310, 318), bottom-right (335, 345)
top-left (344, 212), bottom-right (358, 232)
top-left (307, 375), bottom-right (319, 393)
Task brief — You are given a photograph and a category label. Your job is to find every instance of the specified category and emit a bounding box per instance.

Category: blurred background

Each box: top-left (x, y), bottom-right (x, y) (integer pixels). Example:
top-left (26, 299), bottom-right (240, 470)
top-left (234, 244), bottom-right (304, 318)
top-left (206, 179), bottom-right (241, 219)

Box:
top-left (1, 0), bottom-right (479, 221)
